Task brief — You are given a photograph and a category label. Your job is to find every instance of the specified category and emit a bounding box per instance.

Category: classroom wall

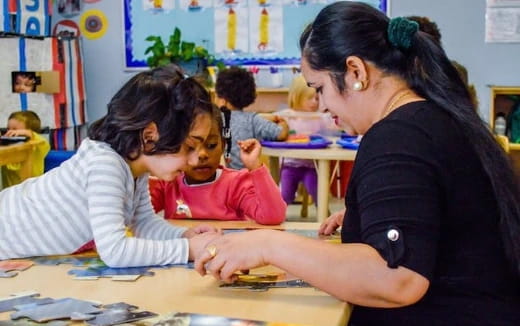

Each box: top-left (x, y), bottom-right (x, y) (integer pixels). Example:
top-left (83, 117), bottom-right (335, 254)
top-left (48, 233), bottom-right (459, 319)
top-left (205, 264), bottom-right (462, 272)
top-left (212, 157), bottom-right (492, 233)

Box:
top-left (77, 0), bottom-right (520, 123)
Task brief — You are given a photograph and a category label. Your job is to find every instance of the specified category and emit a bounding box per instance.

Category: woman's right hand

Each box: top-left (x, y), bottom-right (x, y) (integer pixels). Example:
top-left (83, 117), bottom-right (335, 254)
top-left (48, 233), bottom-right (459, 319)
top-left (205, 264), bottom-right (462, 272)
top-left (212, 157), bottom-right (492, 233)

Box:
top-left (318, 208), bottom-right (346, 235)
top-left (188, 232), bottom-right (222, 261)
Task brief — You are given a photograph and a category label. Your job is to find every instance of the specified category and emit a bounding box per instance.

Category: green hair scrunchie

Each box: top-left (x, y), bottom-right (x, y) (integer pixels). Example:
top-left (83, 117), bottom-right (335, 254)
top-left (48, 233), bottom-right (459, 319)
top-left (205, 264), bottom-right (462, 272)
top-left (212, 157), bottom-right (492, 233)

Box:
top-left (387, 17), bottom-right (419, 50)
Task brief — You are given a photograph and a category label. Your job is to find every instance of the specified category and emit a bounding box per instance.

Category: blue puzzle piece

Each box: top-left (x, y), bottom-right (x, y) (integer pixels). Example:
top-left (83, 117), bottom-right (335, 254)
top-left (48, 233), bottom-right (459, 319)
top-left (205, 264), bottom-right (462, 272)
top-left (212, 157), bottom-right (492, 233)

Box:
top-left (11, 298), bottom-right (102, 322)
top-left (68, 266), bottom-right (154, 278)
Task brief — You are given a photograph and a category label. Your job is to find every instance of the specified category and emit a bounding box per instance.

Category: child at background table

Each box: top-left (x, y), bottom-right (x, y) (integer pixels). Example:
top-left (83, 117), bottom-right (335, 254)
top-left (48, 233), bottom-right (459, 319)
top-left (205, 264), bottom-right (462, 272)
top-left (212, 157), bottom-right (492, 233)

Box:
top-left (1, 110), bottom-right (50, 188)
top-left (215, 66), bottom-right (289, 169)
top-left (275, 75), bottom-right (322, 204)
top-left (0, 64), bottom-right (220, 267)
top-left (149, 106), bottom-right (286, 224)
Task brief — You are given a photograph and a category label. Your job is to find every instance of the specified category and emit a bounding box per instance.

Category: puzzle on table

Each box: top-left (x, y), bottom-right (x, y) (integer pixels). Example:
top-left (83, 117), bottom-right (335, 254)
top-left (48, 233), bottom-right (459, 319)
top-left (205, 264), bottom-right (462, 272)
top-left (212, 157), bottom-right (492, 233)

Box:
top-left (0, 292), bottom-right (157, 325)
top-left (0, 260), bottom-right (34, 278)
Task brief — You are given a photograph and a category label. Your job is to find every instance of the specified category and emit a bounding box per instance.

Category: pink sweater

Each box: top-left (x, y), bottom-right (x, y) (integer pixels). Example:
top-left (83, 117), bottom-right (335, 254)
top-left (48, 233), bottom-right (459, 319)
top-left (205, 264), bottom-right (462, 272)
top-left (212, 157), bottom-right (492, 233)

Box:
top-left (149, 165), bottom-right (286, 225)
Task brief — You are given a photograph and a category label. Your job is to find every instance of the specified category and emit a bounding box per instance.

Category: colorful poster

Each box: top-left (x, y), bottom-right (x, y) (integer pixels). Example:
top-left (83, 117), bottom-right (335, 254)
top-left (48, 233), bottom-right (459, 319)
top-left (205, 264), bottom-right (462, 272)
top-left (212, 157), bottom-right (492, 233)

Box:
top-left (214, 6), bottom-right (249, 54)
top-left (142, 0), bottom-right (175, 12)
top-left (248, 2), bottom-right (283, 55)
top-left (15, 0), bottom-right (51, 36)
top-left (179, 0), bottom-right (212, 11)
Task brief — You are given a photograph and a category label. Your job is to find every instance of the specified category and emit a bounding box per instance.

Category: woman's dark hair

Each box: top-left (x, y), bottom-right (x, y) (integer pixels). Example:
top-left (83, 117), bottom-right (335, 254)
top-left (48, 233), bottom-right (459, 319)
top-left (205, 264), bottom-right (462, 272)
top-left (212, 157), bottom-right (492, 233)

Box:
top-left (300, 1), bottom-right (520, 274)
top-left (215, 66), bottom-right (256, 110)
top-left (88, 64), bottom-right (213, 160)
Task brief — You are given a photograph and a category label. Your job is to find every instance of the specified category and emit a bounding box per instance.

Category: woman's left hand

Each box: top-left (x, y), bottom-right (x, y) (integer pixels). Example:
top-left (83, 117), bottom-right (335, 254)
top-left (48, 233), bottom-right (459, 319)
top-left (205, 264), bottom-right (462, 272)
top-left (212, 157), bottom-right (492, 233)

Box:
top-left (182, 224), bottom-right (220, 238)
top-left (194, 229), bottom-right (273, 283)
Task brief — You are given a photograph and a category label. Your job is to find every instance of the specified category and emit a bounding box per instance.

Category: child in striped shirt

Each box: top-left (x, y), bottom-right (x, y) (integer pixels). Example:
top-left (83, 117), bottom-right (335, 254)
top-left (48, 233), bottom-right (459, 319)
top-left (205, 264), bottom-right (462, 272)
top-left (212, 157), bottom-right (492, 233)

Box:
top-left (0, 64), bottom-right (220, 267)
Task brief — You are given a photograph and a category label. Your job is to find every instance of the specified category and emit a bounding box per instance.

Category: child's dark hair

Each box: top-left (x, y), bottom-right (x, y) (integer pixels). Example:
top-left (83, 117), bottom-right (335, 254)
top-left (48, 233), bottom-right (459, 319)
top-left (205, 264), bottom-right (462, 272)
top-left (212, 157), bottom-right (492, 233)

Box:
top-left (300, 1), bottom-right (520, 275)
top-left (215, 66), bottom-right (256, 110)
top-left (8, 110), bottom-right (42, 133)
top-left (88, 64), bottom-right (213, 161)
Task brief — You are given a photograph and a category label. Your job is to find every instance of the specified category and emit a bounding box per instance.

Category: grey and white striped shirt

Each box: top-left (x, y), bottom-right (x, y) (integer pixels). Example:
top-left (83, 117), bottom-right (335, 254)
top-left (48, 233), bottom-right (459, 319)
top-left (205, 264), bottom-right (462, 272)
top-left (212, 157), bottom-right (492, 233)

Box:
top-left (0, 138), bottom-right (188, 267)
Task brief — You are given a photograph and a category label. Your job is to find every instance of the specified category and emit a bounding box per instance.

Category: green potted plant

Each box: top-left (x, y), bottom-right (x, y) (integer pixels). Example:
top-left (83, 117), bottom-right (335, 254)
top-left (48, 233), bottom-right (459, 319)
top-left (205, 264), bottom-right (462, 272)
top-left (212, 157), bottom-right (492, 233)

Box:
top-left (145, 27), bottom-right (216, 79)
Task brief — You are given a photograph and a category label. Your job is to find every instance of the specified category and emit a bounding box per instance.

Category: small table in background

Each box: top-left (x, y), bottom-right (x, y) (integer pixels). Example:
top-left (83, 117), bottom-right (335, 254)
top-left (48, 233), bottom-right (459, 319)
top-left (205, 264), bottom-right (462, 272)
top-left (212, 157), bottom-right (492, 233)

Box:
top-left (262, 143), bottom-right (356, 222)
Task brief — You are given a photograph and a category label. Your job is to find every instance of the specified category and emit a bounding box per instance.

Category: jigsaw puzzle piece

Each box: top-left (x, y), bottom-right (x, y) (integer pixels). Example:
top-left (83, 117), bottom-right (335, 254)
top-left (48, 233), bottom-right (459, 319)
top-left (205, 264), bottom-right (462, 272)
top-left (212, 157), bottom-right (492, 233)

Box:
top-left (0, 292), bottom-right (49, 313)
top-left (10, 298), bottom-right (102, 322)
top-left (0, 319), bottom-right (68, 325)
top-left (86, 310), bottom-right (157, 326)
top-left (68, 266), bottom-right (154, 280)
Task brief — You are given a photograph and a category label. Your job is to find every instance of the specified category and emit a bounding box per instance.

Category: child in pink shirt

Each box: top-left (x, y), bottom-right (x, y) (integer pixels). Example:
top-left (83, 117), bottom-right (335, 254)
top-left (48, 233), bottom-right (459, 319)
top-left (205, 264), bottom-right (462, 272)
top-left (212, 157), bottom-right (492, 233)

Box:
top-left (149, 107), bottom-right (286, 225)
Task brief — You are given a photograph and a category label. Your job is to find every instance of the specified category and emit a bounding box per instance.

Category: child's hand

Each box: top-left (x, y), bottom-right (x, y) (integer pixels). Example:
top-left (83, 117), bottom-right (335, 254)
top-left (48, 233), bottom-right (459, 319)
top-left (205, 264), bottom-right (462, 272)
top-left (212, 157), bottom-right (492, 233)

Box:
top-left (318, 208), bottom-right (346, 235)
top-left (4, 129), bottom-right (33, 138)
top-left (238, 139), bottom-right (262, 171)
top-left (182, 224), bottom-right (220, 238)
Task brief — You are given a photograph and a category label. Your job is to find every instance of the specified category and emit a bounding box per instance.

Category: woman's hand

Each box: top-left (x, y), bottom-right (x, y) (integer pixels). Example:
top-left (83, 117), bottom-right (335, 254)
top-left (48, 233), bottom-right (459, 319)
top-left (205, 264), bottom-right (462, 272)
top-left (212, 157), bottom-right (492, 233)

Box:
top-left (319, 208), bottom-right (346, 235)
top-left (238, 139), bottom-right (262, 171)
top-left (194, 229), bottom-right (274, 283)
top-left (182, 224), bottom-right (220, 238)
top-left (187, 231), bottom-right (222, 261)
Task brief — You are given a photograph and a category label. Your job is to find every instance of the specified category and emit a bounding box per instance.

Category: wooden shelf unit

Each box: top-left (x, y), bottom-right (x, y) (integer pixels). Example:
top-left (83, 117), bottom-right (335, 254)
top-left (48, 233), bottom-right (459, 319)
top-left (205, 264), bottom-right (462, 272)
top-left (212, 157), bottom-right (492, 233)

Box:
top-left (208, 87), bottom-right (289, 113)
top-left (490, 86), bottom-right (520, 175)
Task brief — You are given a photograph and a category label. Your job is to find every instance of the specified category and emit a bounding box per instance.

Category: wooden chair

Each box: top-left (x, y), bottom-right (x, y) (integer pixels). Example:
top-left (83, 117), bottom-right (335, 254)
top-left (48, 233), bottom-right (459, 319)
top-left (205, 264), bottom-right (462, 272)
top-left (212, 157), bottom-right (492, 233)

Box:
top-left (298, 184), bottom-right (311, 218)
top-left (496, 135), bottom-right (510, 154)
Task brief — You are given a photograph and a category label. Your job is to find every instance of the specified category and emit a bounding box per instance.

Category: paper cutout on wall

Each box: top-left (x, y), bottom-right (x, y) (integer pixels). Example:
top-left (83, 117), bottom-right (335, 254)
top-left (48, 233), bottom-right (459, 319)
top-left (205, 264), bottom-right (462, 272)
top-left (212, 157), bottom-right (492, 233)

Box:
top-left (249, 2), bottom-right (283, 55)
top-left (142, 0), bottom-right (175, 12)
top-left (79, 9), bottom-right (108, 39)
top-left (11, 71), bottom-right (60, 93)
top-left (15, 0), bottom-right (51, 36)
top-left (179, 0), bottom-right (212, 11)
top-left (57, 0), bottom-right (80, 17)
top-left (215, 7), bottom-right (249, 54)
top-left (1, 0), bottom-right (12, 32)
top-left (0, 37), bottom-right (87, 133)
top-left (53, 19), bottom-right (80, 37)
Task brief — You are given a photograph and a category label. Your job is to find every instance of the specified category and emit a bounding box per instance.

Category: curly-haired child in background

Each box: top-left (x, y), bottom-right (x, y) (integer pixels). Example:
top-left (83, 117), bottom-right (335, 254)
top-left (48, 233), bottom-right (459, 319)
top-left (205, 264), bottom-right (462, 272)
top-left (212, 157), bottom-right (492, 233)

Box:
top-left (1, 111), bottom-right (50, 187)
top-left (149, 106), bottom-right (286, 224)
top-left (215, 66), bottom-right (289, 169)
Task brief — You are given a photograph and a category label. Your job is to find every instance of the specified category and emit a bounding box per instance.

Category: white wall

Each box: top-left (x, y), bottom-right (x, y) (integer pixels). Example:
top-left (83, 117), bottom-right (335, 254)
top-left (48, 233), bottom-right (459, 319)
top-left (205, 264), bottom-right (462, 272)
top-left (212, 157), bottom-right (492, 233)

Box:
top-left (392, 0), bottom-right (520, 122)
top-left (75, 0), bottom-right (520, 122)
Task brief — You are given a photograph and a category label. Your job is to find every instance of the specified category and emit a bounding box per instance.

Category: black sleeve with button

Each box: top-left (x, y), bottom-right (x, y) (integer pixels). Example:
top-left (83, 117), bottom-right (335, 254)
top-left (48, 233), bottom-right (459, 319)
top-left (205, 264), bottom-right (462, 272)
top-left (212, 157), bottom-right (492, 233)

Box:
top-left (342, 104), bottom-right (446, 281)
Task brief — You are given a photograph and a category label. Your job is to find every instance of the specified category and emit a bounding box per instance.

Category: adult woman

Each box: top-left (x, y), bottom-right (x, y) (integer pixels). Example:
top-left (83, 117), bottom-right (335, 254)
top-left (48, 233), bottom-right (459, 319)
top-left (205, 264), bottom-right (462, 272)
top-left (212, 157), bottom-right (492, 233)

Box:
top-left (195, 2), bottom-right (520, 324)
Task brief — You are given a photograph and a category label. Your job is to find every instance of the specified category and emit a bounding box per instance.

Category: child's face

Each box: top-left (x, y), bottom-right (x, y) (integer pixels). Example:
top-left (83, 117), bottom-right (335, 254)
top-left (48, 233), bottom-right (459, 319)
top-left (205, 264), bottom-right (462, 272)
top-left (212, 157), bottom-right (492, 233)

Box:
top-left (7, 118), bottom-right (26, 130)
top-left (14, 75), bottom-right (36, 93)
top-left (295, 89), bottom-right (319, 112)
top-left (144, 114), bottom-right (212, 181)
top-left (184, 121), bottom-right (224, 184)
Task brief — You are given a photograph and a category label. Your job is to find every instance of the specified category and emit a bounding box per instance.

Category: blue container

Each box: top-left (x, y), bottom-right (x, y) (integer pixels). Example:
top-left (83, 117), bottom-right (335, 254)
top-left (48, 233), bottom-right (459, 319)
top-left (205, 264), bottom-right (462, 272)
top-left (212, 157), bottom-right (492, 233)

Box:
top-left (44, 150), bottom-right (76, 172)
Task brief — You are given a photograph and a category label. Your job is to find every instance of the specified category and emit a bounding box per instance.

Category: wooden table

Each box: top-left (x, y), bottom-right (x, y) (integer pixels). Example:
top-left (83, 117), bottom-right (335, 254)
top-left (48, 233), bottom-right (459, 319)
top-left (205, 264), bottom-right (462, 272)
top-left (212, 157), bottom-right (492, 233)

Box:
top-left (0, 140), bottom-right (44, 182)
top-left (262, 143), bottom-right (356, 222)
top-left (0, 221), bottom-right (350, 326)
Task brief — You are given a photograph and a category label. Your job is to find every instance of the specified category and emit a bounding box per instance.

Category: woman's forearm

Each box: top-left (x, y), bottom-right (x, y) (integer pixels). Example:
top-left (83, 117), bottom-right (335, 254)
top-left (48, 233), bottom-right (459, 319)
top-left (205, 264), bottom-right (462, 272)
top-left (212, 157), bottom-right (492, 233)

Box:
top-left (262, 230), bottom-right (429, 307)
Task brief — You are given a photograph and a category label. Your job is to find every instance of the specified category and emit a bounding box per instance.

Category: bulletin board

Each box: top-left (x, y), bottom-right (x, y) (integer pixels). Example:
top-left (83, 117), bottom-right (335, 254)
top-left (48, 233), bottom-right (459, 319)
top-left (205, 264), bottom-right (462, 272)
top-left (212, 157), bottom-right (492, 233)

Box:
top-left (123, 0), bottom-right (388, 70)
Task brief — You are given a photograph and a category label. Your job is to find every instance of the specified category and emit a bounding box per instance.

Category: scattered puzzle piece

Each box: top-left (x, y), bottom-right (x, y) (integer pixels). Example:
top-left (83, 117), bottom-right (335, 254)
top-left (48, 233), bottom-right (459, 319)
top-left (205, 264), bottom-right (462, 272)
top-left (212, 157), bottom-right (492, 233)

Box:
top-left (87, 309), bottom-right (157, 326)
top-left (68, 266), bottom-right (155, 280)
top-left (0, 292), bottom-right (52, 313)
top-left (11, 298), bottom-right (102, 322)
top-left (220, 279), bottom-right (312, 291)
top-left (0, 260), bottom-right (34, 277)
top-left (0, 319), bottom-right (68, 325)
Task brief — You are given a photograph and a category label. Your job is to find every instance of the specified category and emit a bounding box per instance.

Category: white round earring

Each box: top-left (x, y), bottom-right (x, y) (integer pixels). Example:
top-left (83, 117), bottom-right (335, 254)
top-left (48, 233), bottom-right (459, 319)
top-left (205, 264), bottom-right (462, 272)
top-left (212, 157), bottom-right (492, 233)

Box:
top-left (352, 81), bottom-right (364, 91)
